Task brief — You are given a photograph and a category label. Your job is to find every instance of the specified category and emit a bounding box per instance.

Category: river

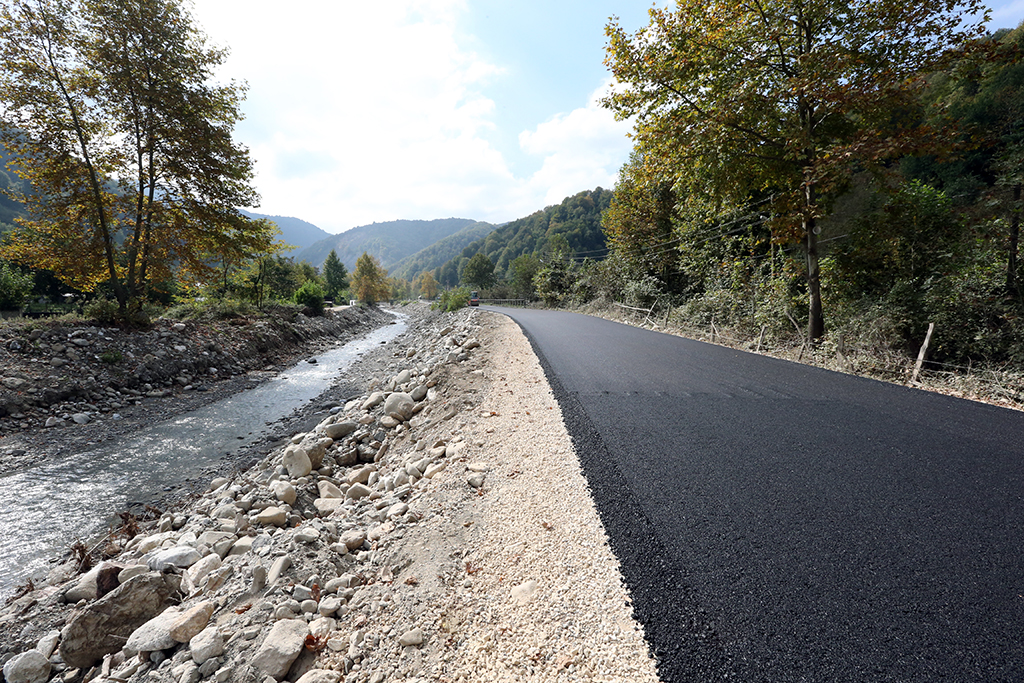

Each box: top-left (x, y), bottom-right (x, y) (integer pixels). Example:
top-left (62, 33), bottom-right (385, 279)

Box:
top-left (0, 315), bottom-right (407, 598)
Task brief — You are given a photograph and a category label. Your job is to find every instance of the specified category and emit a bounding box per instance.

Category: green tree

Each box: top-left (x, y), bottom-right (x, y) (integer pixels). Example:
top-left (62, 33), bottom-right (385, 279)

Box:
top-left (508, 254), bottom-right (541, 299)
top-left (293, 279), bottom-right (325, 315)
top-left (417, 270), bottom-right (438, 299)
top-left (322, 249), bottom-right (349, 300)
top-left (461, 252), bottom-right (496, 290)
top-left (0, 260), bottom-right (33, 310)
top-left (604, 0), bottom-right (988, 339)
top-left (352, 252), bottom-right (389, 305)
top-left (0, 0), bottom-right (274, 316)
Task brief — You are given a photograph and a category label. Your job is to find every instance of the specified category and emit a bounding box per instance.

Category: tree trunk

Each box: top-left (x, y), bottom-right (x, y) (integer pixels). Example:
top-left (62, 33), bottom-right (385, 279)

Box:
top-left (804, 180), bottom-right (824, 341)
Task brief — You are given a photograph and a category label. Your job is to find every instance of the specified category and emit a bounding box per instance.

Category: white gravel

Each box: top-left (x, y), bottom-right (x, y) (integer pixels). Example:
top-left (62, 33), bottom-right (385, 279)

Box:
top-left (323, 309), bottom-right (661, 681)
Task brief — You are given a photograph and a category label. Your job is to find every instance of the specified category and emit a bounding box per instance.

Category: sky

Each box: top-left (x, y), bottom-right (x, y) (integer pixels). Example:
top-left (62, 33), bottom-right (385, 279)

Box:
top-left (189, 0), bottom-right (1024, 235)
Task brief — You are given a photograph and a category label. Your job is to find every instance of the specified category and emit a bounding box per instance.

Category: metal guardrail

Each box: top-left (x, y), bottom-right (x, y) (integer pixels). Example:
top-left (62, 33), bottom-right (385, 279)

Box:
top-left (479, 298), bottom-right (529, 307)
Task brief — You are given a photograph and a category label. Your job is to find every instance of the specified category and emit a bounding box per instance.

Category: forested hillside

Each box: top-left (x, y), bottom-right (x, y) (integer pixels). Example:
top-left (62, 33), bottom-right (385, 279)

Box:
top-left (241, 211), bottom-right (331, 253)
top-left (0, 144), bottom-right (30, 230)
top-left (296, 218), bottom-right (486, 272)
top-left (434, 189), bottom-right (612, 287)
top-left (389, 221), bottom-right (495, 281)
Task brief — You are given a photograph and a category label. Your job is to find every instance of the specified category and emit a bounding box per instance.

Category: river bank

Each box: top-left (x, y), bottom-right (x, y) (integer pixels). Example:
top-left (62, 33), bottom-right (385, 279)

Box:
top-left (0, 305), bottom-right (394, 475)
top-left (0, 304), bottom-right (660, 683)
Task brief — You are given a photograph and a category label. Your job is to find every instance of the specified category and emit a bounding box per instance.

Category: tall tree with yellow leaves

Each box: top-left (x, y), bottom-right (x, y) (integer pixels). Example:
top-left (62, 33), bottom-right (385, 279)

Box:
top-left (0, 0), bottom-right (276, 317)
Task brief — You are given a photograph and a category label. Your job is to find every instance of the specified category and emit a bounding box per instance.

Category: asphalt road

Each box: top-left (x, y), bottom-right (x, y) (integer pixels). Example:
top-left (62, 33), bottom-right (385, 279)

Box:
top-left (486, 306), bottom-right (1024, 682)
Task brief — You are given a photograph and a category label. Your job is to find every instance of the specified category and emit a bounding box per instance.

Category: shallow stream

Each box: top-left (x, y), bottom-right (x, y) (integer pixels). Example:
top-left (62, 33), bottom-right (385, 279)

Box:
top-left (0, 315), bottom-right (407, 598)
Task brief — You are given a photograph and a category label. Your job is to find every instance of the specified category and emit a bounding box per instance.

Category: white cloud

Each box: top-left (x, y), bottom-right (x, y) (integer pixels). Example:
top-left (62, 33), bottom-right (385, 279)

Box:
top-left (189, 1), bottom-right (634, 233)
top-left (518, 81), bottom-right (632, 207)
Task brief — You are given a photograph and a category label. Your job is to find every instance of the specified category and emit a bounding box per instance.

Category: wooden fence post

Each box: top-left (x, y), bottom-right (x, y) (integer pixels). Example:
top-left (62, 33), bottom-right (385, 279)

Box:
top-left (911, 322), bottom-right (935, 384)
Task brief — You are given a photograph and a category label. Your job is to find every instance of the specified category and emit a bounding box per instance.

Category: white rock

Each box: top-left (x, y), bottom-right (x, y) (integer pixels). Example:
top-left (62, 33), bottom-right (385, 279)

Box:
top-left (147, 546), bottom-right (201, 572)
top-left (270, 480), bottom-right (297, 505)
top-left (282, 446), bottom-right (312, 478)
top-left (398, 627), bottom-right (424, 647)
top-left (346, 483), bottom-right (372, 499)
top-left (116, 564), bottom-right (147, 585)
top-left (317, 480), bottom-right (344, 498)
top-left (126, 607), bottom-right (181, 653)
top-left (268, 555), bottom-right (292, 585)
top-left (71, 413), bottom-right (90, 424)
top-left (190, 625), bottom-right (224, 665)
top-left (256, 507), bottom-right (288, 526)
top-left (295, 671), bottom-right (343, 683)
top-left (36, 630), bottom-right (61, 658)
top-left (383, 392), bottom-right (414, 421)
top-left (313, 498), bottom-right (346, 514)
top-left (511, 579), bottom-right (539, 604)
top-left (2, 650), bottom-right (51, 683)
top-left (252, 619), bottom-right (309, 680)
top-left (361, 392), bottom-right (385, 410)
top-left (169, 601), bottom-right (214, 642)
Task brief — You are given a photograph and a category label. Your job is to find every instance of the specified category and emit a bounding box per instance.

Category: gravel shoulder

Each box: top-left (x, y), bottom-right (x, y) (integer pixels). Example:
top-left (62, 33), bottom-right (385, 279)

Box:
top-left (0, 305), bottom-right (661, 683)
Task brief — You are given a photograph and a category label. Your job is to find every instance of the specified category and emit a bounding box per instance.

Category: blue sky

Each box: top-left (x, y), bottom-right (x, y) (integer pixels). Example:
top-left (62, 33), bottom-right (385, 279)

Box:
top-left (190, 1), bottom-right (1024, 234)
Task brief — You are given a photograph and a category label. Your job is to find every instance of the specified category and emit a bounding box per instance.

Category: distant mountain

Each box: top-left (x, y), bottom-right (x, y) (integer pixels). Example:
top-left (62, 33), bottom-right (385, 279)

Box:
top-left (388, 221), bottom-right (496, 281)
top-left (434, 188), bottom-right (613, 285)
top-left (294, 218), bottom-right (488, 272)
top-left (241, 211), bottom-right (331, 254)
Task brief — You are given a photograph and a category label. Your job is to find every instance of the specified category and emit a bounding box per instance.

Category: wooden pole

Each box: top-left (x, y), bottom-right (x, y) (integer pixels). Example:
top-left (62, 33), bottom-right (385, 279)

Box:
top-left (911, 322), bottom-right (935, 384)
top-left (756, 325), bottom-right (766, 353)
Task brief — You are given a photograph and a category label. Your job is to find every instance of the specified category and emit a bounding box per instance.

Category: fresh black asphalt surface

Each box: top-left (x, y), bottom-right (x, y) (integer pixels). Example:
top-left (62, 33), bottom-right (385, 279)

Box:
top-left (486, 306), bottom-right (1024, 682)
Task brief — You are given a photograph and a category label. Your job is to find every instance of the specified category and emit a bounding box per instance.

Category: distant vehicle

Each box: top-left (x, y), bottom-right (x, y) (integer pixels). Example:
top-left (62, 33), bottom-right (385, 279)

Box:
top-left (469, 291), bottom-right (480, 306)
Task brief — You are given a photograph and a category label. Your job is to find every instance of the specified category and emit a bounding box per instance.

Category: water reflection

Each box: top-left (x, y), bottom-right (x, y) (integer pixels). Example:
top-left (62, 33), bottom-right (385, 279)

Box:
top-left (0, 315), bottom-right (406, 596)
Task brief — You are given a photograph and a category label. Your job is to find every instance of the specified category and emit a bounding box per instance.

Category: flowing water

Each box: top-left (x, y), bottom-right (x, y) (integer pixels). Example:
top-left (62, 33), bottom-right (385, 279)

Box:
top-left (0, 316), bottom-right (407, 598)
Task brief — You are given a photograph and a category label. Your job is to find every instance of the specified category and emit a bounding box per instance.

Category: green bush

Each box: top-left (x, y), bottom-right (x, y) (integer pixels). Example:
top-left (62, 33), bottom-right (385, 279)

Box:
top-left (0, 261), bottom-right (33, 311)
top-left (83, 298), bottom-right (120, 324)
top-left (293, 280), bottom-right (326, 315)
top-left (164, 296), bottom-right (254, 321)
top-left (433, 286), bottom-right (470, 313)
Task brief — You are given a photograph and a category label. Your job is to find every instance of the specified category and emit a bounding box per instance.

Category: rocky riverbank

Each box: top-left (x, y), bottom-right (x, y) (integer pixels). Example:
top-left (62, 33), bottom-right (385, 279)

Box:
top-left (0, 305), bottom-right (660, 683)
top-left (0, 306), bottom-right (394, 474)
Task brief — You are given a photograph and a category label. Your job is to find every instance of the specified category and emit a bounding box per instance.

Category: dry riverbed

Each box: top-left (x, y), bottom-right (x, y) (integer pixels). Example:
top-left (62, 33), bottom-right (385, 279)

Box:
top-left (0, 305), bottom-right (661, 683)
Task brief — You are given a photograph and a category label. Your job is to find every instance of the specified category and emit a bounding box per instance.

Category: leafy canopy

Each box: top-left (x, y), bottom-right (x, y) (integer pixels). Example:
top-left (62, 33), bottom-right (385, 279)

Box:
top-left (0, 0), bottom-right (276, 314)
top-left (352, 252), bottom-right (389, 305)
top-left (603, 0), bottom-right (989, 338)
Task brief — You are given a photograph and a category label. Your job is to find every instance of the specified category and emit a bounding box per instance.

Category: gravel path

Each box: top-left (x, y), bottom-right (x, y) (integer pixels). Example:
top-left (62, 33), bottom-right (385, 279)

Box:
top-left (342, 309), bottom-right (661, 681)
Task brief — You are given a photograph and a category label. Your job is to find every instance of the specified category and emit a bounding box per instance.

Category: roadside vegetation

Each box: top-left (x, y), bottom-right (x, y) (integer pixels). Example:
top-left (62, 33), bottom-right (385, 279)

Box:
top-left (2, 0), bottom-right (1024, 403)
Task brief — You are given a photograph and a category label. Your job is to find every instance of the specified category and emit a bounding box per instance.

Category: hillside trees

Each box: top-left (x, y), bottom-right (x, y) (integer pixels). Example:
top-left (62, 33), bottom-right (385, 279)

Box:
top-left (416, 270), bottom-right (438, 299)
top-left (603, 0), bottom-right (989, 340)
top-left (352, 252), bottom-right (389, 305)
top-left (323, 249), bottom-right (349, 301)
top-left (461, 253), bottom-right (495, 290)
top-left (0, 0), bottom-right (275, 317)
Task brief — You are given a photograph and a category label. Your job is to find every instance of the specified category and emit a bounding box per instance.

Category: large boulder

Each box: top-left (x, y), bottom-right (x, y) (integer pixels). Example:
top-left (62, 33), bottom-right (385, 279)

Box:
top-left (3, 650), bottom-right (51, 683)
top-left (282, 446), bottom-right (312, 478)
top-left (324, 421), bottom-right (357, 440)
top-left (253, 619), bottom-right (309, 680)
top-left (59, 573), bottom-right (173, 669)
top-left (64, 561), bottom-right (123, 602)
top-left (383, 392), bottom-right (414, 421)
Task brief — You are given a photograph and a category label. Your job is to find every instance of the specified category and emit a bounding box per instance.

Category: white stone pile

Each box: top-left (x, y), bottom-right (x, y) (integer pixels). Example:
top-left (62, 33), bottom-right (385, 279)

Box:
top-left (2, 310), bottom-right (490, 683)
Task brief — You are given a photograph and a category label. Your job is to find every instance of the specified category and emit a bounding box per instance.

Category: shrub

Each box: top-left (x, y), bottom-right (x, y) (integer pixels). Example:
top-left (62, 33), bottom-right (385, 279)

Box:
top-left (433, 286), bottom-right (470, 313)
top-left (293, 280), bottom-right (326, 315)
top-left (83, 298), bottom-right (120, 324)
top-left (0, 261), bottom-right (33, 311)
